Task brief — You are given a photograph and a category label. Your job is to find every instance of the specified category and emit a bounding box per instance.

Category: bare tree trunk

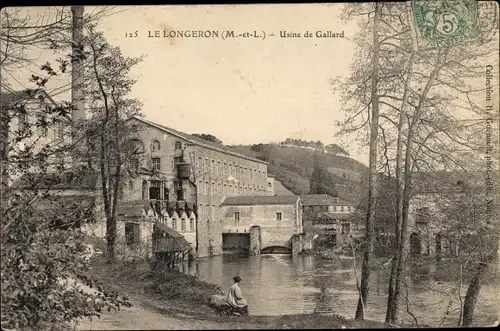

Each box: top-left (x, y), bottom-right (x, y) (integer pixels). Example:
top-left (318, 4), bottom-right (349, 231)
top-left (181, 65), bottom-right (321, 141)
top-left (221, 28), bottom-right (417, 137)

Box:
top-left (100, 133), bottom-right (115, 261)
top-left (462, 241), bottom-right (498, 326)
top-left (386, 50), bottom-right (415, 324)
top-left (90, 40), bottom-right (116, 261)
top-left (0, 106), bottom-right (9, 192)
top-left (355, 2), bottom-right (381, 321)
top-left (390, 52), bottom-right (445, 324)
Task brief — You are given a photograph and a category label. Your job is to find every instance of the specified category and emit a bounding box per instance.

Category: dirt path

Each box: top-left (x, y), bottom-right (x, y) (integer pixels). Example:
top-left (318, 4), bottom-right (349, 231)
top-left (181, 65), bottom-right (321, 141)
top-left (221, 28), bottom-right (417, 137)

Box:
top-left (71, 276), bottom-right (239, 330)
top-left (76, 299), bottom-right (234, 330)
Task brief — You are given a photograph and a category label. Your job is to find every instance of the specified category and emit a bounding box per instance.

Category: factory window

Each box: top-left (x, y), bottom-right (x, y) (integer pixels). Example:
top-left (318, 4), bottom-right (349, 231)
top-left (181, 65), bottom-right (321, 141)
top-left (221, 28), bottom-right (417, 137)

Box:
top-left (151, 140), bottom-right (161, 151)
top-left (340, 206), bottom-right (344, 212)
top-left (152, 157), bottom-right (161, 171)
top-left (181, 218), bottom-right (186, 231)
top-left (175, 141), bottom-right (182, 150)
top-left (234, 212), bottom-right (240, 221)
top-left (172, 219), bottom-right (177, 230)
top-left (276, 212), bottom-right (282, 221)
top-left (190, 219), bottom-right (194, 231)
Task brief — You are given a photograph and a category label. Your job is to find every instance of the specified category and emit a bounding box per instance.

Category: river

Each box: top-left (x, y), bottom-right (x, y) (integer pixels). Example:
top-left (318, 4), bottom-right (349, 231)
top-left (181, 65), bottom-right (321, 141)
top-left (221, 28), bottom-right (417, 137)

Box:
top-left (181, 253), bottom-right (499, 327)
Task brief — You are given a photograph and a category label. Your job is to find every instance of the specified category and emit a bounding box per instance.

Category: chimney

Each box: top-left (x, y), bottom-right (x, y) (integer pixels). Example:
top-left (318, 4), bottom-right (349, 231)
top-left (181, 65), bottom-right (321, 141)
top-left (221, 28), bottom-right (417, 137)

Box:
top-left (71, 6), bottom-right (85, 136)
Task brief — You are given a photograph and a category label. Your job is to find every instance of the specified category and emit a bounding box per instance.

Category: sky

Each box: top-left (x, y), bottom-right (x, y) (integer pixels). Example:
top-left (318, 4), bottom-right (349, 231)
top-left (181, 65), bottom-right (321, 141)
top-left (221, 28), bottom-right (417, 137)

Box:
top-left (4, 5), bottom-right (366, 164)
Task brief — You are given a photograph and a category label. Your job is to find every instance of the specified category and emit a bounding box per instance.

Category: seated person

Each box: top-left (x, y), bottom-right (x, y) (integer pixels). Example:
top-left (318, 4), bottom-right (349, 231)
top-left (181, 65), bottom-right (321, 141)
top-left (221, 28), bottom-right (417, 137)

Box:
top-left (226, 276), bottom-right (248, 314)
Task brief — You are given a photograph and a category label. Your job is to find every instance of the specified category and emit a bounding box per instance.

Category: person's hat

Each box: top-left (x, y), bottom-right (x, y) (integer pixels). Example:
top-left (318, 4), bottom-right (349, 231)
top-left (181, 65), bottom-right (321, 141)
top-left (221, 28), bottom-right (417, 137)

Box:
top-left (233, 276), bottom-right (242, 282)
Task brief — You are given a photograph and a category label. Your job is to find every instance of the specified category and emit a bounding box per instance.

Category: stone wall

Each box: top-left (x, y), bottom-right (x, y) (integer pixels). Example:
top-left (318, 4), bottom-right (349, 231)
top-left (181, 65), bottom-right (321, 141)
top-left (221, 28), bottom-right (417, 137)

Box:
top-left (221, 203), bottom-right (300, 250)
top-left (191, 144), bottom-right (268, 258)
top-left (249, 225), bottom-right (262, 255)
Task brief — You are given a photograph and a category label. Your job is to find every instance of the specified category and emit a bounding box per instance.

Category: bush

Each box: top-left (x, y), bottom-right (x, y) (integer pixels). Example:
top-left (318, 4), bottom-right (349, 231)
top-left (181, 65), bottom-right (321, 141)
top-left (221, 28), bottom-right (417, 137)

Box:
top-left (148, 267), bottom-right (223, 304)
top-left (1, 206), bottom-right (131, 331)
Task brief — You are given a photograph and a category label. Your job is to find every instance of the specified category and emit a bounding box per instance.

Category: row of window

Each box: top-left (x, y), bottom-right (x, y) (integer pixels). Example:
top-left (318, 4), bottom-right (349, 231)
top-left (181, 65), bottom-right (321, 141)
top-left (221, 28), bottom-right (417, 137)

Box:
top-left (198, 181), bottom-right (266, 196)
top-left (135, 139), bottom-right (266, 183)
top-left (170, 218), bottom-right (195, 232)
top-left (196, 156), bottom-right (265, 182)
top-left (150, 139), bottom-right (183, 152)
top-left (305, 205), bottom-right (353, 212)
top-left (234, 212), bottom-right (282, 221)
top-left (131, 157), bottom-right (181, 172)
top-left (140, 155), bottom-right (268, 187)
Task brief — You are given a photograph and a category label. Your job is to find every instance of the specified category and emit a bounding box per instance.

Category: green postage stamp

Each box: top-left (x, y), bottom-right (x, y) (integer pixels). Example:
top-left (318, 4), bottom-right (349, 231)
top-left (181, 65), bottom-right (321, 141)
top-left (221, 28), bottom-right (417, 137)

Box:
top-left (409, 0), bottom-right (482, 49)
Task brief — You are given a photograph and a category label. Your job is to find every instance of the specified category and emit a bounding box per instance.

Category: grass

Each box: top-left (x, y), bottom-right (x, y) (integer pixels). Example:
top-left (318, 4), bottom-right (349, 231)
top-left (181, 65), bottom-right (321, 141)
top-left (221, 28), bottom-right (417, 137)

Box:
top-left (87, 256), bottom-right (390, 329)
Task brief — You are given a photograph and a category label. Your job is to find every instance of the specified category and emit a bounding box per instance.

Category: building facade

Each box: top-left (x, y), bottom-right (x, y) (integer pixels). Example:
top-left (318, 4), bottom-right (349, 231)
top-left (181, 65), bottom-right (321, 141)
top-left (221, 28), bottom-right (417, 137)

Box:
top-left (301, 194), bottom-right (355, 232)
top-left (405, 171), bottom-right (491, 260)
top-left (1, 90), bottom-right (72, 185)
top-left (220, 195), bottom-right (303, 254)
top-left (118, 117), bottom-right (269, 258)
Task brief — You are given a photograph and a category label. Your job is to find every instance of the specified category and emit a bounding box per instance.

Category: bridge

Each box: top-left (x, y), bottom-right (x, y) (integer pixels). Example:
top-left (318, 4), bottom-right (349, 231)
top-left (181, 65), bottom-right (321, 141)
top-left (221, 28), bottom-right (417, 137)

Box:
top-left (219, 195), bottom-right (308, 255)
top-left (221, 225), bottom-right (306, 255)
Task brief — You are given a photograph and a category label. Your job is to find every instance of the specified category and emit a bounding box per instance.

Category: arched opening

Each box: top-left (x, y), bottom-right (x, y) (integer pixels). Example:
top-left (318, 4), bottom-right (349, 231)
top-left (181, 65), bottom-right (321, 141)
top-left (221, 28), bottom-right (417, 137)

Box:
top-left (260, 246), bottom-right (292, 255)
top-left (410, 232), bottom-right (422, 256)
top-left (152, 139), bottom-right (161, 151)
top-left (175, 141), bottom-right (182, 150)
top-left (222, 233), bottom-right (250, 254)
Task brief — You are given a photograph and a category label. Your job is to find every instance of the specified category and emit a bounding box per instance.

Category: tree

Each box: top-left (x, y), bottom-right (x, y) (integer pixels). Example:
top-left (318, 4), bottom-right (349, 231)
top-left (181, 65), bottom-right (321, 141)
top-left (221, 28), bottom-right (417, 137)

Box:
top-left (309, 152), bottom-right (338, 197)
top-left (336, 1), bottom-right (498, 324)
top-left (0, 52), bottom-right (130, 331)
top-left (429, 171), bottom-right (499, 327)
top-left (192, 133), bottom-right (222, 144)
top-left (334, 2), bottom-right (383, 320)
top-left (79, 26), bottom-right (143, 261)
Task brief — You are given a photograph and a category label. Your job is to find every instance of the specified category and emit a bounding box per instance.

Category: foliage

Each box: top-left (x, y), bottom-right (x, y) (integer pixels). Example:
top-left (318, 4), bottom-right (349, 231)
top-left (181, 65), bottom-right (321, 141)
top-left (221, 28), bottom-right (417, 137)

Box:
top-left (90, 256), bottom-right (224, 308)
top-left (310, 153), bottom-right (339, 197)
top-left (336, 1), bottom-right (499, 324)
top-left (77, 25), bottom-right (144, 260)
top-left (1, 8), bottom-right (133, 330)
top-left (431, 174), bottom-right (500, 326)
top-left (192, 133), bottom-right (223, 144)
top-left (1, 210), bottom-right (130, 331)
top-left (0, 89), bottom-right (131, 331)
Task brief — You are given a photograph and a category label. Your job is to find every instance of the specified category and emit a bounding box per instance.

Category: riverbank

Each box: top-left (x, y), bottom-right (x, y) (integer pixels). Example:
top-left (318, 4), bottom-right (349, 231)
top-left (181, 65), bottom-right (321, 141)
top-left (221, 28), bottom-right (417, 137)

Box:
top-left (83, 256), bottom-right (388, 329)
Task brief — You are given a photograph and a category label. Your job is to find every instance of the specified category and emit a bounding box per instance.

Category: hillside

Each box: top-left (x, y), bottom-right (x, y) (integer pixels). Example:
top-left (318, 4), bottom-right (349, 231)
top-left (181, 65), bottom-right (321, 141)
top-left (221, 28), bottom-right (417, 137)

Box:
top-left (229, 143), bottom-right (368, 204)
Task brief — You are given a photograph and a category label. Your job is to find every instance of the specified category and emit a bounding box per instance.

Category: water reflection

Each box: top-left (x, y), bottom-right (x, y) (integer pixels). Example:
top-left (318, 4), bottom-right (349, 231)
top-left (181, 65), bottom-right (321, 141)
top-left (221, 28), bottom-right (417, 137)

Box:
top-left (181, 254), bottom-right (499, 327)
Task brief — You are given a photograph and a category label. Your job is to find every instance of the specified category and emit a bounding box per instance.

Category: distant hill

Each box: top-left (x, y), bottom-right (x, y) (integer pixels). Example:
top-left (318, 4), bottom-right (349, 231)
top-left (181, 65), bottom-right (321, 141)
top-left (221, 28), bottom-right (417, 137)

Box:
top-left (229, 143), bottom-right (368, 204)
